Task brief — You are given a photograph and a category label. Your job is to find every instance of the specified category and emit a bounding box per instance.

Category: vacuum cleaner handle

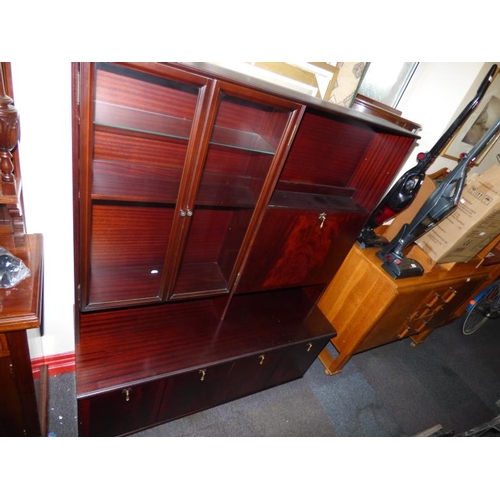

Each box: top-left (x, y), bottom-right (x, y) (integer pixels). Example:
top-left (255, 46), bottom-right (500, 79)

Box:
top-left (379, 116), bottom-right (500, 262)
top-left (358, 63), bottom-right (498, 247)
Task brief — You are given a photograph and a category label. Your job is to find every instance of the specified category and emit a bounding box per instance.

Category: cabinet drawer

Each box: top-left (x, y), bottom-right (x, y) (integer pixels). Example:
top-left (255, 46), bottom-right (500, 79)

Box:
top-left (224, 350), bottom-right (284, 401)
top-left (157, 362), bottom-right (233, 423)
top-left (78, 379), bottom-right (166, 437)
top-left (268, 339), bottom-right (328, 386)
top-left (0, 356), bottom-right (25, 436)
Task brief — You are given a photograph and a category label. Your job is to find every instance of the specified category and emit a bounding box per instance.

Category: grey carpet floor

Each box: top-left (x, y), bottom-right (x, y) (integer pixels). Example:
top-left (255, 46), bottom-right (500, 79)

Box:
top-left (46, 314), bottom-right (500, 438)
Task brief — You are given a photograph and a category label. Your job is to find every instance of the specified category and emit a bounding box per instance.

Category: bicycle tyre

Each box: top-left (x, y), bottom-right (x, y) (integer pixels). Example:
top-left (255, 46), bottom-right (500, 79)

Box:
top-left (462, 282), bottom-right (500, 335)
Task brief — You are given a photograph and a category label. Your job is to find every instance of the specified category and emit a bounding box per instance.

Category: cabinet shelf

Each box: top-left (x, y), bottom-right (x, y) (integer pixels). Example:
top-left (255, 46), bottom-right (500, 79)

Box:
top-left (210, 124), bottom-right (275, 154)
top-left (92, 160), bottom-right (259, 208)
top-left (171, 261), bottom-right (229, 298)
top-left (95, 102), bottom-right (276, 155)
top-left (270, 181), bottom-right (366, 213)
top-left (87, 264), bottom-right (164, 310)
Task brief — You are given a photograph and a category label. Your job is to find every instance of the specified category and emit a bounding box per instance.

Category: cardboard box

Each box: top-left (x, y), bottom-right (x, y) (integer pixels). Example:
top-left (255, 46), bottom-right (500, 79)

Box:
top-left (415, 164), bottom-right (500, 263)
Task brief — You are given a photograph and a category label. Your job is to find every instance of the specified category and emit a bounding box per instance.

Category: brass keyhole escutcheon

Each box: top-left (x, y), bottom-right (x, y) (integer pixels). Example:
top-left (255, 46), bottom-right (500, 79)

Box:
top-left (122, 388), bottom-right (132, 402)
top-left (199, 369), bottom-right (206, 382)
top-left (259, 354), bottom-right (265, 365)
top-left (318, 212), bottom-right (327, 228)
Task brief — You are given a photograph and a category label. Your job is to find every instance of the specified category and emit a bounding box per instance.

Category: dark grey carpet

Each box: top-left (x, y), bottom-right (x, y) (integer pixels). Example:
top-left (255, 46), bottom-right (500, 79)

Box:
top-left (47, 313), bottom-right (500, 437)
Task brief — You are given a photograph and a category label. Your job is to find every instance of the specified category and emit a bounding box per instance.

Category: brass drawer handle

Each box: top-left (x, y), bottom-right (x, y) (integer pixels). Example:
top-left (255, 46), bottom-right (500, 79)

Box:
top-left (259, 354), bottom-right (265, 365)
top-left (199, 369), bottom-right (206, 382)
top-left (307, 342), bottom-right (313, 352)
top-left (318, 212), bottom-right (327, 229)
top-left (122, 388), bottom-right (132, 402)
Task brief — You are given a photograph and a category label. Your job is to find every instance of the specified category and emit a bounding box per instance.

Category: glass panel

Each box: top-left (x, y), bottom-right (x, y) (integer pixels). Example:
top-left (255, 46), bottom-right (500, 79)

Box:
top-left (171, 91), bottom-right (292, 298)
top-left (94, 62), bottom-right (199, 140)
top-left (88, 203), bottom-right (174, 307)
top-left (87, 64), bottom-right (203, 308)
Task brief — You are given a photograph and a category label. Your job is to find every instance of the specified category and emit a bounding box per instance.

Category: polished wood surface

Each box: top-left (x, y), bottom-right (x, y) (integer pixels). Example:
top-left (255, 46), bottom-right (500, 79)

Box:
top-left (0, 234), bottom-right (43, 332)
top-left (0, 233), bottom-right (44, 436)
top-left (77, 288), bottom-right (334, 436)
top-left (77, 288), bottom-right (334, 396)
top-left (351, 94), bottom-right (422, 133)
top-left (318, 244), bottom-right (498, 375)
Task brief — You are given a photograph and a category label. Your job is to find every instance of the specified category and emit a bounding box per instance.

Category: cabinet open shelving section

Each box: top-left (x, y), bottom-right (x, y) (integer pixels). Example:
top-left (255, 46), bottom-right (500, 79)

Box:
top-left (73, 62), bottom-right (419, 436)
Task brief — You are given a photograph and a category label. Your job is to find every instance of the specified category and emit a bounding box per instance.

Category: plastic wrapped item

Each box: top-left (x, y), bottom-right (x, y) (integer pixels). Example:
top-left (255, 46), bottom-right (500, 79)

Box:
top-left (0, 246), bottom-right (31, 288)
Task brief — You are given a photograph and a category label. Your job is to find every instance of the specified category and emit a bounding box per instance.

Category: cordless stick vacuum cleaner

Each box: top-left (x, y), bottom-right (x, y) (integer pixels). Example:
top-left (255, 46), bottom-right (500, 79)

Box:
top-left (376, 117), bottom-right (500, 279)
top-left (357, 63), bottom-right (498, 248)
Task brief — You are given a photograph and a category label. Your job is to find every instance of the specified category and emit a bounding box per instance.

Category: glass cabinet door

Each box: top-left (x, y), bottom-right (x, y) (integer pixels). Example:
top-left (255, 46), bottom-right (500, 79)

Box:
top-left (169, 86), bottom-right (299, 299)
top-left (83, 63), bottom-right (209, 310)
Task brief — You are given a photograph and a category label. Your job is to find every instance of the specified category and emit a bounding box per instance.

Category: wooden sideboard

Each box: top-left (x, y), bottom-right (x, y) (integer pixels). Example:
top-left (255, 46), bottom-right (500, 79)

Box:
top-left (317, 243), bottom-right (500, 375)
top-left (0, 233), bottom-right (45, 436)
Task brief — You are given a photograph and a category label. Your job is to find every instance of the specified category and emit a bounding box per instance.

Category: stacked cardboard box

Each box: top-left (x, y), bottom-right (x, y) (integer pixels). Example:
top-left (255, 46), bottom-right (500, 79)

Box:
top-left (415, 164), bottom-right (500, 263)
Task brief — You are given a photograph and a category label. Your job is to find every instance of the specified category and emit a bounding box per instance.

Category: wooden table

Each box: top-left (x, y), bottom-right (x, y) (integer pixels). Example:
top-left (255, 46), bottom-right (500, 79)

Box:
top-left (0, 233), bottom-right (45, 436)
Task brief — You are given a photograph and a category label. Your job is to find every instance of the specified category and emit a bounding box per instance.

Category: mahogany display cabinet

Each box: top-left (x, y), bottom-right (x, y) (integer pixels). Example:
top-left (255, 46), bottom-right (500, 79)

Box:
top-left (72, 62), bottom-right (419, 436)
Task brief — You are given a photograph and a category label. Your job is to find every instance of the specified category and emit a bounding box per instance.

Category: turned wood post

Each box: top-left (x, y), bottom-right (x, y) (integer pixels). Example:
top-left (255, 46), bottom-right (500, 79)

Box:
top-left (0, 64), bottom-right (20, 182)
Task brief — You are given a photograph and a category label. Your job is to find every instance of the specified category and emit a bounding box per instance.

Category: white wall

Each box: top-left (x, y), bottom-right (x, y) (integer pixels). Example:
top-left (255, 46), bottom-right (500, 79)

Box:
top-left (9, 61), bottom-right (490, 358)
top-left (396, 62), bottom-right (496, 174)
top-left (11, 61), bottom-right (75, 358)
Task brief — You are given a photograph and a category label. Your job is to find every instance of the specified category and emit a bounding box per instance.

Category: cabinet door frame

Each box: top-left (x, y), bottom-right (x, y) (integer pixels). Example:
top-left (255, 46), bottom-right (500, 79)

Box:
top-left (74, 62), bottom-right (215, 312)
top-left (165, 79), bottom-right (305, 302)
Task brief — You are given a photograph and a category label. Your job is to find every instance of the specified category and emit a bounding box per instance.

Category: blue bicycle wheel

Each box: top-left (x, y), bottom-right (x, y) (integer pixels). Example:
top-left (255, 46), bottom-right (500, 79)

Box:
top-left (462, 281), bottom-right (500, 335)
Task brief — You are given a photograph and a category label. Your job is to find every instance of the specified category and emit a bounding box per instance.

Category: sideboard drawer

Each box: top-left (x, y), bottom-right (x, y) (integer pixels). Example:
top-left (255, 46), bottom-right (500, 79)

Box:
top-left (268, 339), bottom-right (328, 386)
top-left (78, 378), bottom-right (166, 437)
top-left (157, 362), bottom-right (233, 423)
top-left (224, 350), bottom-right (284, 401)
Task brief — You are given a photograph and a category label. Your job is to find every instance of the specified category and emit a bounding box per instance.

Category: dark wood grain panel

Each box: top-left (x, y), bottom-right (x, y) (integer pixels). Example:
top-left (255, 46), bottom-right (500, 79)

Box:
top-left (350, 132), bottom-right (416, 210)
top-left (0, 356), bottom-right (24, 436)
top-left (92, 159), bottom-right (183, 204)
top-left (95, 63), bottom-right (200, 122)
top-left (214, 91), bottom-right (292, 150)
top-left (279, 109), bottom-right (374, 187)
top-left (93, 128), bottom-right (189, 169)
top-left (157, 361), bottom-right (233, 423)
top-left (236, 208), bottom-right (367, 292)
top-left (203, 144), bottom-right (273, 185)
top-left (88, 203), bottom-right (173, 306)
top-left (267, 340), bottom-right (327, 386)
top-left (78, 378), bottom-right (166, 437)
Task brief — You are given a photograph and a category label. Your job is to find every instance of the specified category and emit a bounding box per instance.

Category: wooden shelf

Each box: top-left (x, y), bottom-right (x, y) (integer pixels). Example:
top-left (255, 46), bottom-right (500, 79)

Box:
top-left (270, 189), bottom-right (366, 213)
top-left (91, 160), bottom-right (182, 204)
top-left (92, 160), bottom-right (259, 208)
top-left (95, 103), bottom-right (276, 155)
top-left (172, 261), bottom-right (229, 297)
